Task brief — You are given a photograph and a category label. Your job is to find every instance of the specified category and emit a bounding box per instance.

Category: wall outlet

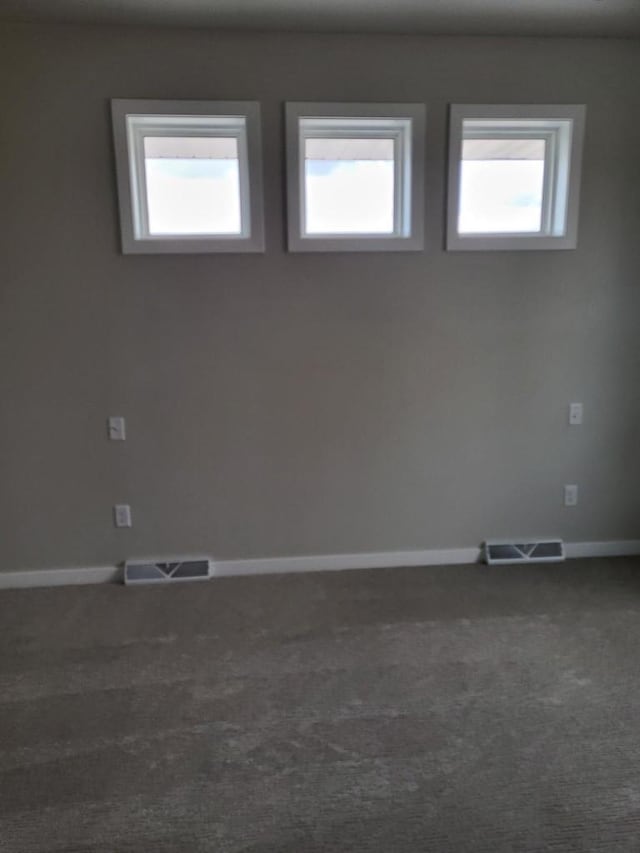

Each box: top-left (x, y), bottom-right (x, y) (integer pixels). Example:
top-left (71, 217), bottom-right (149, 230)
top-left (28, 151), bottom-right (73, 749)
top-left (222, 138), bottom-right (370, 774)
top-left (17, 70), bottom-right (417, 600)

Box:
top-left (564, 485), bottom-right (579, 507)
top-left (569, 403), bottom-right (583, 425)
top-left (114, 504), bottom-right (132, 528)
top-left (108, 416), bottom-right (126, 441)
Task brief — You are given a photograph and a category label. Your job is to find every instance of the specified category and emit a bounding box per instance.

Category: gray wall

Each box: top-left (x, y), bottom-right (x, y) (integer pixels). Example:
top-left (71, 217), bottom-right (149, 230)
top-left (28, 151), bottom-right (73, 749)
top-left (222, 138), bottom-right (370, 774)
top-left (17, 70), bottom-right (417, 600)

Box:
top-left (2, 22), bottom-right (639, 572)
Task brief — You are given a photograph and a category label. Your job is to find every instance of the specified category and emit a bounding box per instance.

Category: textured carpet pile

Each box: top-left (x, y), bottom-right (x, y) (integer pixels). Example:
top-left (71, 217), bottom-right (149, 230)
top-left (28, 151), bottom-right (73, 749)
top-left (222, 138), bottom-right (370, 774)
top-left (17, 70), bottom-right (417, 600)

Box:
top-left (2, 558), bottom-right (640, 851)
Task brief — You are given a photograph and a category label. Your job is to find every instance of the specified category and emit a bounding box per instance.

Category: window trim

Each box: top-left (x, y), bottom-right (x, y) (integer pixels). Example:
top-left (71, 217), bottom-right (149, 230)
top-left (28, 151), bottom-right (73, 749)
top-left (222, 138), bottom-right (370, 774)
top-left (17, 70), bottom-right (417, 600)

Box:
top-left (446, 104), bottom-right (586, 251)
top-left (111, 99), bottom-right (265, 254)
top-left (286, 102), bottom-right (426, 253)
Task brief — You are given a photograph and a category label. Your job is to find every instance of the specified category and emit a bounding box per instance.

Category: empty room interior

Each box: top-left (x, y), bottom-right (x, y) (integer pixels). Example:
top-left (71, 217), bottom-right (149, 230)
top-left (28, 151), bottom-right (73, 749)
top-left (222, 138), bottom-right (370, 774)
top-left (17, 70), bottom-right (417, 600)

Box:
top-left (2, 0), bottom-right (640, 849)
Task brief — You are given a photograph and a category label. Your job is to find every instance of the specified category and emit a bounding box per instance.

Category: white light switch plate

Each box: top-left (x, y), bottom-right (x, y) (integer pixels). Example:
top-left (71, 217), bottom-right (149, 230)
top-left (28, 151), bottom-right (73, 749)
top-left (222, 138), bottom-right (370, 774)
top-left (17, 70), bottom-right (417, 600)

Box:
top-left (569, 403), bottom-right (583, 425)
top-left (108, 416), bottom-right (126, 440)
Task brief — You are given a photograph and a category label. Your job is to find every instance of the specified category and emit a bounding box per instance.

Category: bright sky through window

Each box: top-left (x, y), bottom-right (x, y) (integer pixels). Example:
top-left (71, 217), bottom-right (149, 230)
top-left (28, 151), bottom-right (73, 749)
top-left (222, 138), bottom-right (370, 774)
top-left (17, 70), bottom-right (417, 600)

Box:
top-left (304, 137), bottom-right (395, 235)
top-left (458, 137), bottom-right (545, 234)
top-left (143, 136), bottom-right (241, 236)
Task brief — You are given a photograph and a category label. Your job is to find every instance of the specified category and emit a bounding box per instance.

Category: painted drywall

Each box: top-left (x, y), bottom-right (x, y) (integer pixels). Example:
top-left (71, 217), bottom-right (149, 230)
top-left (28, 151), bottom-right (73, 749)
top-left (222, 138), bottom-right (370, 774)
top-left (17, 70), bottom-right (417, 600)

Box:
top-left (3, 0), bottom-right (640, 37)
top-left (1, 23), bottom-right (639, 572)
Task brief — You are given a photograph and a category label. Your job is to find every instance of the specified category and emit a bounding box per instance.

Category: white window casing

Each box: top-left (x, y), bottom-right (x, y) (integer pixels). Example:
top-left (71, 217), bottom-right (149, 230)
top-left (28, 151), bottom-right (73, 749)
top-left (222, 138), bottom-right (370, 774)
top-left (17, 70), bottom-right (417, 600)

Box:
top-left (112, 99), bottom-right (265, 254)
top-left (446, 104), bottom-right (586, 251)
top-left (286, 102), bottom-right (426, 253)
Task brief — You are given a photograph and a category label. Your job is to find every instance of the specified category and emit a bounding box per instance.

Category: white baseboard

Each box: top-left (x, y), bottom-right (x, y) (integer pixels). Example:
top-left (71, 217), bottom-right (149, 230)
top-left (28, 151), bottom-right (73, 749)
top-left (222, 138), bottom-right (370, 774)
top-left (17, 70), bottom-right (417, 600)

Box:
top-left (1, 540), bottom-right (639, 589)
top-left (213, 547), bottom-right (481, 577)
top-left (564, 540), bottom-right (640, 559)
top-left (214, 540), bottom-right (640, 577)
top-left (0, 565), bottom-right (122, 589)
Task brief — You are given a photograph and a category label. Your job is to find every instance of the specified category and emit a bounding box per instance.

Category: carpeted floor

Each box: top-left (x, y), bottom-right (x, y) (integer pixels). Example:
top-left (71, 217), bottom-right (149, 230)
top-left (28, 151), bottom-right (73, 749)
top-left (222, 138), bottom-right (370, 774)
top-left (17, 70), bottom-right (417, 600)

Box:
top-left (2, 558), bottom-right (640, 852)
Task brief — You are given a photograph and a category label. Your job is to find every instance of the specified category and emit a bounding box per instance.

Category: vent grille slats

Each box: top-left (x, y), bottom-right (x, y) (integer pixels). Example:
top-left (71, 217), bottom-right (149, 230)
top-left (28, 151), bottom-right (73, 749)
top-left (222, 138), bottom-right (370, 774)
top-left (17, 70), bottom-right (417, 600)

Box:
top-left (485, 540), bottom-right (564, 565)
top-left (124, 558), bottom-right (213, 585)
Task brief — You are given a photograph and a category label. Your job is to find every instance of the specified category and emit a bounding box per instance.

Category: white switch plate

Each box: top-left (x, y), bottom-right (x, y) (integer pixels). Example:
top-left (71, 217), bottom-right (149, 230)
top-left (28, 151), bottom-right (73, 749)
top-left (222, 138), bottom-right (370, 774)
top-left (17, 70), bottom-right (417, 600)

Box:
top-left (108, 416), bottom-right (126, 440)
top-left (564, 485), bottom-right (579, 507)
top-left (569, 403), bottom-right (583, 425)
top-left (114, 504), bottom-right (132, 528)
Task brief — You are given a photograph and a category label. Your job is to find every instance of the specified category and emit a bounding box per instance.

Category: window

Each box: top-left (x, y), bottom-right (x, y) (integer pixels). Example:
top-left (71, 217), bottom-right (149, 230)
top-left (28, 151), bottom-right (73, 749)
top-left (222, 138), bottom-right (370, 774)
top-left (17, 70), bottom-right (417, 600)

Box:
top-left (111, 100), bottom-right (264, 253)
top-left (286, 103), bottom-right (426, 252)
top-left (447, 105), bottom-right (586, 251)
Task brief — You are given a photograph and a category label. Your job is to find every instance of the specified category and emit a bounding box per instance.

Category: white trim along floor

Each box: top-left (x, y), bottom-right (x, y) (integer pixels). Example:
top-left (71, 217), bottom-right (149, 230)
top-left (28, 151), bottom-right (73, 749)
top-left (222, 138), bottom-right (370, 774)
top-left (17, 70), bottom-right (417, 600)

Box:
top-left (1, 541), bottom-right (640, 589)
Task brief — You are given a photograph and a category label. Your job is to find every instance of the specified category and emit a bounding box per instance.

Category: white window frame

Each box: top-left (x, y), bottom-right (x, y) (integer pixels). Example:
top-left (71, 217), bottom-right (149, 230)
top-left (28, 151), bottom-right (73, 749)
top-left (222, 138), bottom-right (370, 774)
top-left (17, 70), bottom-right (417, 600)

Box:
top-left (111, 99), bottom-right (265, 254)
top-left (286, 102), bottom-right (426, 253)
top-left (446, 104), bottom-right (586, 251)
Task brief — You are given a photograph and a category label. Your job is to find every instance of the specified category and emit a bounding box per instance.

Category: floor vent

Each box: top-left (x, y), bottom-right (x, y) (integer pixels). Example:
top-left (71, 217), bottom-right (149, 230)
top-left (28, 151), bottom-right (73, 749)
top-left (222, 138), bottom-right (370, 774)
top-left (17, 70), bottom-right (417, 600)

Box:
top-left (484, 540), bottom-right (565, 565)
top-left (124, 557), bottom-right (213, 585)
